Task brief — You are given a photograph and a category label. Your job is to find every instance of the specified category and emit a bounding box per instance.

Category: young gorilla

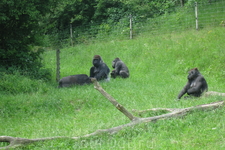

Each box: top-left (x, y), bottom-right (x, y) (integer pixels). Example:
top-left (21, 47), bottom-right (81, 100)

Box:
top-left (90, 55), bottom-right (110, 81)
top-left (177, 68), bottom-right (208, 99)
top-left (58, 74), bottom-right (91, 88)
top-left (110, 57), bottom-right (129, 79)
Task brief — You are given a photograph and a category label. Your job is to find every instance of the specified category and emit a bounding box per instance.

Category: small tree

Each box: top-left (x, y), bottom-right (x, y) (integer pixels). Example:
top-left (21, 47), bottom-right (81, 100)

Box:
top-left (0, 0), bottom-right (58, 78)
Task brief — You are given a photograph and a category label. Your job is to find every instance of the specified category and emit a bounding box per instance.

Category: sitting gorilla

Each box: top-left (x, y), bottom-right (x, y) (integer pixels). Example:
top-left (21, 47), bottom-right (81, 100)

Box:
top-left (177, 68), bottom-right (208, 99)
top-left (111, 57), bottom-right (129, 79)
top-left (58, 74), bottom-right (91, 88)
top-left (90, 55), bottom-right (110, 81)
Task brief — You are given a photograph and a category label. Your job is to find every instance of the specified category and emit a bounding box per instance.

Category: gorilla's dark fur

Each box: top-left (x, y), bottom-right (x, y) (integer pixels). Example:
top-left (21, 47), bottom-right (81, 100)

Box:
top-left (111, 57), bottom-right (129, 79)
top-left (58, 74), bottom-right (91, 88)
top-left (178, 68), bottom-right (208, 99)
top-left (90, 55), bottom-right (110, 81)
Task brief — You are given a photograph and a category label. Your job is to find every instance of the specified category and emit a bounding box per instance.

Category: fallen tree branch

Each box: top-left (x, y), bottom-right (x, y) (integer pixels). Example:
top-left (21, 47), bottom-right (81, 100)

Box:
top-left (133, 100), bottom-right (225, 116)
top-left (1, 80), bottom-right (224, 149)
top-left (132, 108), bottom-right (182, 116)
top-left (91, 78), bottom-right (139, 121)
top-left (205, 91), bottom-right (225, 97)
top-left (1, 101), bottom-right (223, 149)
top-left (0, 136), bottom-right (71, 149)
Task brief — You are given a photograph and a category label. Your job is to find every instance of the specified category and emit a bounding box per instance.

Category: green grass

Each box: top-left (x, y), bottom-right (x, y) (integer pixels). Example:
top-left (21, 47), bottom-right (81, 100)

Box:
top-left (1, 26), bottom-right (225, 149)
top-left (1, 1), bottom-right (225, 147)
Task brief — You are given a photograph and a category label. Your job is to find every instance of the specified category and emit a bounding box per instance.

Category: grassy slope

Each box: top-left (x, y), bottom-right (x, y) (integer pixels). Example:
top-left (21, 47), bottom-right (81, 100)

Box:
top-left (1, 27), bottom-right (225, 149)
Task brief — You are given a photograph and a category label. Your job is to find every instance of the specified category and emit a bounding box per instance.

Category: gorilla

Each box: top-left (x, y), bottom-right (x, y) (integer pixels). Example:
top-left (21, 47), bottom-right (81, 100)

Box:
top-left (110, 57), bottom-right (129, 79)
top-left (90, 55), bottom-right (110, 81)
top-left (177, 68), bottom-right (208, 99)
top-left (58, 74), bottom-right (91, 88)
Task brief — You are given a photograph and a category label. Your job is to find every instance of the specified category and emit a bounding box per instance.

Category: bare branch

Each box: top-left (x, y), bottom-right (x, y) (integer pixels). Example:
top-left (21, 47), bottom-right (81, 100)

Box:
top-left (91, 78), bottom-right (139, 121)
top-left (1, 101), bottom-right (223, 149)
top-left (0, 136), bottom-right (70, 149)
top-left (132, 108), bottom-right (182, 116)
top-left (205, 91), bottom-right (225, 97)
top-left (1, 80), bottom-right (224, 149)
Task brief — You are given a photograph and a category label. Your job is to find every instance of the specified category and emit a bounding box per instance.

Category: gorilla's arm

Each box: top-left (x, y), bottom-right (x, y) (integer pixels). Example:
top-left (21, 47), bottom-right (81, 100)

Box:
top-left (178, 82), bottom-right (191, 99)
top-left (95, 64), bottom-right (109, 80)
top-left (187, 76), bottom-right (204, 94)
top-left (114, 62), bottom-right (122, 74)
top-left (90, 67), bottom-right (95, 78)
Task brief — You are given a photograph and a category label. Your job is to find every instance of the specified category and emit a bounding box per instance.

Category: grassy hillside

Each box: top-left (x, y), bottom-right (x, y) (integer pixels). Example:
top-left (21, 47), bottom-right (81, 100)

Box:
top-left (1, 26), bottom-right (225, 149)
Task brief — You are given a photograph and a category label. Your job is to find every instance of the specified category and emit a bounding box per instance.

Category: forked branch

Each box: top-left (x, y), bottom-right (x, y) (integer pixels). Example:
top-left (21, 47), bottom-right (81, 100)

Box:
top-left (0, 79), bottom-right (224, 149)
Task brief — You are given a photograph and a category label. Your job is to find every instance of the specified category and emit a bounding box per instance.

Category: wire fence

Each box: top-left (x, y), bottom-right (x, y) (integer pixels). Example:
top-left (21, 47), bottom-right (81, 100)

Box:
top-left (1, 1), bottom-right (225, 64)
top-left (48, 0), bottom-right (224, 48)
top-left (52, 0), bottom-right (225, 81)
top-left (129, 0), bottom-right (225, 37)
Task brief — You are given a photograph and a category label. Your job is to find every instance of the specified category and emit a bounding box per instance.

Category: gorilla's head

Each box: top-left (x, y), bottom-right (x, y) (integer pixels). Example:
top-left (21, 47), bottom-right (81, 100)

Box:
top-left (112, 57), bottom-right (120, 68)
top-left (92, 55), bottom-right (103, 67)
top-left (188, 68), bottom-right (200, 80)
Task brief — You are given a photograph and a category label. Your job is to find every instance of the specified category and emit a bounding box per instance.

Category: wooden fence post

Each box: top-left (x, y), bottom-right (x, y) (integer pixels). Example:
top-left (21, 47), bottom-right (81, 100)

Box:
top-left (195, 2), bottom-right (198, 30)
top-left (70, 24), bottom-right (73, 46)
top-left (130, 14), bottom-right (133, 39)
top-left (56, 49), bottom-right (60, 82)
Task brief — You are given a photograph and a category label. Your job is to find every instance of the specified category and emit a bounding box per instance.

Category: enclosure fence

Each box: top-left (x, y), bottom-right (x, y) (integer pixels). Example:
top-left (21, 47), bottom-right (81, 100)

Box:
top-left (1, 0), bottom-right (224, 78)
top-left (66, 0), bottom-right (225, 45)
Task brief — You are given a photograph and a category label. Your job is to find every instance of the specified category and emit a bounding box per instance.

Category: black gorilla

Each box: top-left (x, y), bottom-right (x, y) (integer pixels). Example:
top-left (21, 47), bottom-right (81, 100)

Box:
top-left (90, 55), bottom-right (110, 81)
top-left (58, 74), bottom-right (91, 88)
top-left (110, 57), bottom-right (129, 79)
top-left (177, 68), bottom-right (208, 99)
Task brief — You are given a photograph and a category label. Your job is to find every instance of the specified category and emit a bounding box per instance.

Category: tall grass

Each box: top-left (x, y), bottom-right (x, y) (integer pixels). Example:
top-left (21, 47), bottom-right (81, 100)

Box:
top-left (1, 1), bottom-right (225, 147)
top-left (1, 26), bottom-right (225, 149)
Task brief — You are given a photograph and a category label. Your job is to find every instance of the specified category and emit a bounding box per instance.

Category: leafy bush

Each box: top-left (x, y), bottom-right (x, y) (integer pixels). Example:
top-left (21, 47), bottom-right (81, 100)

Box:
top-left (0, 0), bottom-right (56, 71)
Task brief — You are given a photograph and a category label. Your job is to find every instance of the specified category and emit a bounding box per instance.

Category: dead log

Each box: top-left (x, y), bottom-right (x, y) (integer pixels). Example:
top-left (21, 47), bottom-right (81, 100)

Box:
top-left (0, 79), bottom-right (224, 149)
